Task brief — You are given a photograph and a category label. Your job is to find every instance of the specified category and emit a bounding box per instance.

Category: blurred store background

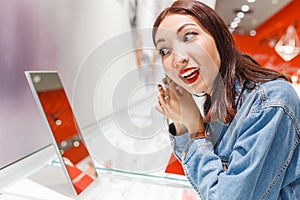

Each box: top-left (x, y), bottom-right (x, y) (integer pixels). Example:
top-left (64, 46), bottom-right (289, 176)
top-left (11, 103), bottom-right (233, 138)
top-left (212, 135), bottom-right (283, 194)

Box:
top-left (216, 0), bottom-right (300, 91)
top-left (0, 0), bottom-right (299, 189)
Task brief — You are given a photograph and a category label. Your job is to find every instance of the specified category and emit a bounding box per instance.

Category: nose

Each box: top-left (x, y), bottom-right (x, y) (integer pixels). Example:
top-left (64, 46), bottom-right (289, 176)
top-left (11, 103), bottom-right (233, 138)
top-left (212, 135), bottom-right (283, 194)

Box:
top-left (172, 52), bottom-right (189, 68)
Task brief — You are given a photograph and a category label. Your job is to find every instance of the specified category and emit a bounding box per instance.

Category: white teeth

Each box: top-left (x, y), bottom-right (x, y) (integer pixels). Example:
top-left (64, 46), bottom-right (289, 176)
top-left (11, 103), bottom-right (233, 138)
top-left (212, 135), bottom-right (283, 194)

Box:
top-left (181, 68), bottom-right (199, 79)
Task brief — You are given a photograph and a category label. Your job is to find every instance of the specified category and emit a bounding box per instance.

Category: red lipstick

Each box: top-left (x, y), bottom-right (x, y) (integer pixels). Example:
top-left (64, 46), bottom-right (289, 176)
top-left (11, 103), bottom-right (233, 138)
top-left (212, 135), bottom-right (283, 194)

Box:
top-left (178, 67), bottom-right (200, 85)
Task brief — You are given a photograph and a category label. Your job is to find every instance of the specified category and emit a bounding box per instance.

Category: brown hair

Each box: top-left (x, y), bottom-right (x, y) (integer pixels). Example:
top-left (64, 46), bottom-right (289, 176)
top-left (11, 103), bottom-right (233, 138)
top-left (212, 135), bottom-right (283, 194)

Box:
top-left (152, 0), bottom-right (290, 123)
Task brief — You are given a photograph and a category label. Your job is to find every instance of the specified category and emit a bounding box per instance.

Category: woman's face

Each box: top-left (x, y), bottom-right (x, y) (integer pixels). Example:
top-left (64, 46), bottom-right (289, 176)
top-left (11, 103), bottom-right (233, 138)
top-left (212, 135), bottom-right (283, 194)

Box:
top-left (155, 14), bottom-right (221, 94)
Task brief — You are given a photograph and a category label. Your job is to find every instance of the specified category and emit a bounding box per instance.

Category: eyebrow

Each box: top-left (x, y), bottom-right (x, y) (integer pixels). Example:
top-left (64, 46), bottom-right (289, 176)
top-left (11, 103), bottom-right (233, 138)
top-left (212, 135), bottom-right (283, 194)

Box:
top-left (176, 23), bottom-right (197, 34)
top-left (155, 23), bottom-right (197, 46)
top-left (156, 38), bottom-right (165, 46)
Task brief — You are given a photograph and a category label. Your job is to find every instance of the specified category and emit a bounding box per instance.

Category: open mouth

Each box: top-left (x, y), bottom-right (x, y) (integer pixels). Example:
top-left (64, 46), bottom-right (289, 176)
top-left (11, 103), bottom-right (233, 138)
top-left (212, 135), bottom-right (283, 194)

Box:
top-left (178, 67), bottom-right (200, 84)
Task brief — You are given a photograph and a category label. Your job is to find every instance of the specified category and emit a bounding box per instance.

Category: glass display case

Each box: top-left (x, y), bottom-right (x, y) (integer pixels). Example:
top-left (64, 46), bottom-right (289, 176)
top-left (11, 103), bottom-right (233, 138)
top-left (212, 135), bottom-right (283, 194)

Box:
top-left (0, 97), bottom-right (200, 200)
top-left (0, 156), bottom-right (199, 200)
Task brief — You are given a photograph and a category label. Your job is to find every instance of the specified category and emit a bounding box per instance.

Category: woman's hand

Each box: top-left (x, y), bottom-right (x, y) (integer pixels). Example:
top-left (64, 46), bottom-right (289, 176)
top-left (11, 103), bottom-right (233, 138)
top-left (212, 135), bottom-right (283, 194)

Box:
top-left (155, 77), bottom-right (205, 135)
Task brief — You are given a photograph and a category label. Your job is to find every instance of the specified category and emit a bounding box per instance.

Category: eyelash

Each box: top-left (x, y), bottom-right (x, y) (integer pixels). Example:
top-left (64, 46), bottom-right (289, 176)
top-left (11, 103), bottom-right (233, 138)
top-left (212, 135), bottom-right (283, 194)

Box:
top-left (183, 31), bottom-right (198, 42)
top-left (159, 48), bottom-right (169, 56)
top-left (158, 31), bottom-right (198, 57)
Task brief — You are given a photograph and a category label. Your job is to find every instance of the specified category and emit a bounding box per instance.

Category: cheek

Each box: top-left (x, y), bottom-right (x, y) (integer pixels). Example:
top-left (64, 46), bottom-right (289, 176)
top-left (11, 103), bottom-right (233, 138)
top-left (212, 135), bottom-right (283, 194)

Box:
top-left (204, 40), bottom-right (220, 68)
top-left (163, 66), bottom-right (176, 79)
top-left (210, 47), bottom-right (221, 69)
top-left (191, 41), bottom-right (220, 70)
top-left (162, 58), bottom-right (174, 74)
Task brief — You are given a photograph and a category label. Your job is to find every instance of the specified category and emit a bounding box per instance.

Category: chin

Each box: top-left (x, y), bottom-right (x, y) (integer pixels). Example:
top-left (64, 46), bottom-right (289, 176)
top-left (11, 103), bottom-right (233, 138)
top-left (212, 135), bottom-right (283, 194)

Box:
top-left (186, 87), bottom-right (202, 95)
top-left (186, 83), bottom-right (206, 94)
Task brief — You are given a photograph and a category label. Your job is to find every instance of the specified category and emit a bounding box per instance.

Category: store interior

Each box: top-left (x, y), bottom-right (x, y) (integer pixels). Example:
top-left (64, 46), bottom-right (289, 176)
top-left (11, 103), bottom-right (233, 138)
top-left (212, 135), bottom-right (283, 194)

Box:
top-left (0, 0), bottom-right (299, 199)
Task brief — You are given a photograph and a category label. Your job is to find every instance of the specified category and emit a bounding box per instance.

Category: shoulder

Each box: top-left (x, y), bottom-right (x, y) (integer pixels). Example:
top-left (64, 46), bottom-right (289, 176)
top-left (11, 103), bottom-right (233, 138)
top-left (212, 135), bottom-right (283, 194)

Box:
top-left (258, 79), bottom-right (299, 106)
top-left (235, 79), bottom-right (300, 122)
top-left (259, 79), bottom-right (295, 94)
top-left (244, 80), bottom-right (300, 122)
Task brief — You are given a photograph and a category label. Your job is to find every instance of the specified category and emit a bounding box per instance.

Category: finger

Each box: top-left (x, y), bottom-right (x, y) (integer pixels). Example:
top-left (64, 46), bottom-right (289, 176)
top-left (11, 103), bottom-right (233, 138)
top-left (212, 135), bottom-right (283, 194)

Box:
top-left (164, 87), bottom-right (170, 106)
top-left (168, 81), bottom-right (178, 100)
top-left (158, 94), bottom-right (167, 110)
top-left (167, 81), bottom-right (183, 97)
top-left (162, 77), bottom-right (169, 87)
top-left (165, 76), bottom-right (173, 84)
top-left (155, 102), bottom-right (164, 114)
top-left (157, 84), bottom-right (165, 97)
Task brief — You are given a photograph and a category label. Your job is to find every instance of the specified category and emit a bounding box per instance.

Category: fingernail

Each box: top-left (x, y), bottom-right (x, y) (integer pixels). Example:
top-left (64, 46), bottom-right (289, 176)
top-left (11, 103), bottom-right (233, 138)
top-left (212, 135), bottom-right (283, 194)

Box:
top-left (163, 79), bottom-right (168, 85)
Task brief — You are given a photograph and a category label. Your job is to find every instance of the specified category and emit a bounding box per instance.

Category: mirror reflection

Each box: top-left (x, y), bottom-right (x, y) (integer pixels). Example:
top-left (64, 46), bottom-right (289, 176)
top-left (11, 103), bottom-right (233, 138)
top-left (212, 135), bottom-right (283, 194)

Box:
top-left (28, 72), bottom-right (98, 195)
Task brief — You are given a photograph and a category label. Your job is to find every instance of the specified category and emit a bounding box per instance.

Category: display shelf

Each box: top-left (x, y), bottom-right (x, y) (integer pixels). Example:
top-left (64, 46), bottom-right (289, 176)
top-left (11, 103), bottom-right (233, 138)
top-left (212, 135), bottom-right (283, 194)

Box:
top-left (1, 161), bottom-right (199, 200)
top-left (0, 94), bottom-right (201, 199)
top-left (51, 159), bottom-right (190, 188)
top-left (0, 192), bottom-right (36, 200)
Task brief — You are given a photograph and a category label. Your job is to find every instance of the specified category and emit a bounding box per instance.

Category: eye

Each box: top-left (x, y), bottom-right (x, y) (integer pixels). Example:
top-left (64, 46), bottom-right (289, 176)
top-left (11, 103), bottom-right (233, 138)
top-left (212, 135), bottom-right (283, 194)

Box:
top-left (159, 48), bottom-right (169, 56)
top-left (183, 32), bottom-right (198, 42)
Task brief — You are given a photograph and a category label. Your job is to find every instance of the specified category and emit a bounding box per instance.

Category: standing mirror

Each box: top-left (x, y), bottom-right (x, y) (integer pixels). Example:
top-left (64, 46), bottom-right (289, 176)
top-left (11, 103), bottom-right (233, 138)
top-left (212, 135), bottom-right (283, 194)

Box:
top-left (25, 71), bottom-right (98, 195)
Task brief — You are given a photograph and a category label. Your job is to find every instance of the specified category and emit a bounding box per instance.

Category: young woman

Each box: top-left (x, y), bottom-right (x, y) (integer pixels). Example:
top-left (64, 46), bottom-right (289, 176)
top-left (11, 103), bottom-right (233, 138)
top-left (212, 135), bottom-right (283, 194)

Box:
top-left (153, 1), bottom-right (300, 199)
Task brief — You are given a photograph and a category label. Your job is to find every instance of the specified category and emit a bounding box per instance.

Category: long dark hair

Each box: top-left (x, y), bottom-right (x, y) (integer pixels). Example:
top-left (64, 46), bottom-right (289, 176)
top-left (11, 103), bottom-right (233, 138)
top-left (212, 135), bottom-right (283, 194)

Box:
top-left (152, 0), bottom-right (290, 123)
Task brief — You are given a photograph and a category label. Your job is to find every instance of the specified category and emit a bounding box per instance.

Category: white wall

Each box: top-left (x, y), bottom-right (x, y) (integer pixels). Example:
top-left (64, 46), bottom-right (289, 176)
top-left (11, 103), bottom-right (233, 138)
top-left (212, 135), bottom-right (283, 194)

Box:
top-left (64, 0), bottom-right (166, 128)
top-left (54, 0), bottom-right (140, 128)
top-left (0, 0), bottom-right (157, 170)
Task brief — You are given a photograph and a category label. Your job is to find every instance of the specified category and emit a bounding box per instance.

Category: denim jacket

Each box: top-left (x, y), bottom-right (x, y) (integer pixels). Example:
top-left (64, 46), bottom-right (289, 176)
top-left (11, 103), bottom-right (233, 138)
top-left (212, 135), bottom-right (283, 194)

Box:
top-left (169, 79), bottom-right (300, 200)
